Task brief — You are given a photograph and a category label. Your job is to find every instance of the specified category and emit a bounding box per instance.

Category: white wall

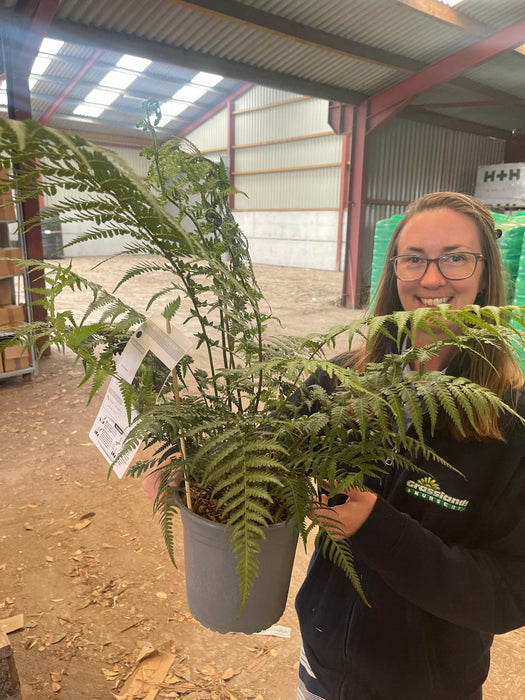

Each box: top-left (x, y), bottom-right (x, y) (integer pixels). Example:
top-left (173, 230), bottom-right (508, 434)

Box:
top-left (235, 210), bottom-right (344, 271)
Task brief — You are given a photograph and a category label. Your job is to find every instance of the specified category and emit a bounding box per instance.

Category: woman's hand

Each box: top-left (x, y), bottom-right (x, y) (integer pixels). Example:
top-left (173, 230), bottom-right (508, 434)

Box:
top-left (310, 489), bottom-right (378, 538)
top-left (142, 455), bottom-right (182, 502)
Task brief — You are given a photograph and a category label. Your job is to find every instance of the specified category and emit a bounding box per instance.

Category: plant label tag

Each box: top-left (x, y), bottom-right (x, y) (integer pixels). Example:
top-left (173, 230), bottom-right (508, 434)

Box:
top-left (89, 316), bottom-right (192, 478)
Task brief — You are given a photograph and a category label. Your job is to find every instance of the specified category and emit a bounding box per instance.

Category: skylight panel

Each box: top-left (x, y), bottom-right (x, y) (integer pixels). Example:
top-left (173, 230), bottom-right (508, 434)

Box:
top-left (40, 38), bottom-right (64, 55)
top-left (172, 85), bottom-right (207, 103)
top-left (28, 78), bottom-right (38, 90)
top-left (191, 71), bottom-right (223, 88)
top-left (116, 55), bottom-right (151, 73)
top-left (156, 100), bottom-right (188, 127)
top-left (438, 0), bottom-right (463, 6)
top-left (73, 104), bottom-right (104, 118)
top-left (156, 115), bottom-right (173, 128)
top-left (31, 56), bottom-right (52, 76)
top-left (84, 88), bottom-right (119, 106)
top-left (99, 70), bottom-right (136, 90)
top-left (161, 101), bottom-right (187, 118)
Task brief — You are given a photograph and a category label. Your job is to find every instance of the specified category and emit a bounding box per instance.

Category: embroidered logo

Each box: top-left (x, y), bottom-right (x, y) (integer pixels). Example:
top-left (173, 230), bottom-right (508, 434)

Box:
top-left (405, 477), bottom-right (469, 511)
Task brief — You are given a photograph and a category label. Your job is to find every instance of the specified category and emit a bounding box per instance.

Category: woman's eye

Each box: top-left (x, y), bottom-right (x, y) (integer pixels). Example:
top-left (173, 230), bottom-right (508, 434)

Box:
top-left (445, 254), bottom-right (466, 263)
top-left (407, 256), bottom-right (423, 264)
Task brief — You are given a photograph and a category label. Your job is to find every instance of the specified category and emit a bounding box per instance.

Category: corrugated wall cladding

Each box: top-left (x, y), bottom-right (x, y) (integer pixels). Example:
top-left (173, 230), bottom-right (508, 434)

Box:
top-left (367, 119), bottom-right (505, 203)
top-left (185, 110), bottom-right (228, 152)
top-left (205, 150), bottom-right (228, 165)
top-left (359, 118), bottom-right (506, 294)
top-left (235, 168), bottom-right (339, 210)
top-left (235, 134), bottom-right (341, 172)
top-left (235, 98), bottom-right (330, 144)
top-left (235, 86), bottom-right (303, 110)
top-left (108, 145), bottom-right (150, 177)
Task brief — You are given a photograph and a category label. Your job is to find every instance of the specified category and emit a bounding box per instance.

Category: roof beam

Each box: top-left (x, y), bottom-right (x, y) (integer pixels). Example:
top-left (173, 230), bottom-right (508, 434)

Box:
top-left (397, 0), bottom-right (525, 56)
top-left (1, 5), bottom-right (521, 110)
top-left (401, 107), bottom-right (511, 140)
top-left (169, 0), bottom-right (420, 72)
top-left (168, 0), bottom-right (525, 104)
top-left (368, 18), bottom-right (525, 133)
top-left (412, 98), bottom-right (525, 109)
top-left (16, 0), bottom-right (59, 26)
top-left (44, 17), bottom-right (368, 105)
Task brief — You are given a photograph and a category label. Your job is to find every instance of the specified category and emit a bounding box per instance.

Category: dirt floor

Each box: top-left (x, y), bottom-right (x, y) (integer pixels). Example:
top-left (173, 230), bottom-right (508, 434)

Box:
top-left (1, 257), bottom-right (525, 700)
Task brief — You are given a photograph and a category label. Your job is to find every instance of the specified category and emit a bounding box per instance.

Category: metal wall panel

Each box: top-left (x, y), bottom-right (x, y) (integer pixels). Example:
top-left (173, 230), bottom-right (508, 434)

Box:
top-left (360, 118), bottom-right (506, 296)
top-left (186, 110), bottom-right (228, 152)
top-left (109, 145), bottom-right (150, 176)
top-left (368, 119), bottom-right (505, 203)
top-left (235, 134), bottom-right (341, 172)
top-left (235, 86), bottom-right (303, 110)
top-left (235, 98), bottom-right (330, 144)
top-left (235, 168), bottom-right (339, 210)
top-left (204, 149), bottom-right (228, 164)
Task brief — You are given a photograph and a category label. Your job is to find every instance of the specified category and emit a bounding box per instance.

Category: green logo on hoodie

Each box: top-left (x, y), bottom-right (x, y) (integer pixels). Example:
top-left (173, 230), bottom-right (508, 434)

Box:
top-left (405, 477), bottom-right (469, 511)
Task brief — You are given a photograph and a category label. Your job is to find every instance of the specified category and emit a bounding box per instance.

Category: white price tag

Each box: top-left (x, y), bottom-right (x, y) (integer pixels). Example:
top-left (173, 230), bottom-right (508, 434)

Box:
top-left (89, 315), bottom-right (192, 477)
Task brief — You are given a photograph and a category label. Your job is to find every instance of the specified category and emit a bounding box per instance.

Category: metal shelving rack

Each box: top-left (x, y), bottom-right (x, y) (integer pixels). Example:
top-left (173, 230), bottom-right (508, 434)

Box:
top-left (0, 179), bottom-right (38, 380)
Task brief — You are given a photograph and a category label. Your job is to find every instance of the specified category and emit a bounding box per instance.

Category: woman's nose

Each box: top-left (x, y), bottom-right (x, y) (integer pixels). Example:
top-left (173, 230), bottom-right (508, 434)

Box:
top-left (420, 259), bottom-right (446, 286)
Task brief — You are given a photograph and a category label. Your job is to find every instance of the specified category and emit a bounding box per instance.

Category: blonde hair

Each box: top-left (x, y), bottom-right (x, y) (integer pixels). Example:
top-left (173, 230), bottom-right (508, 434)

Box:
top-left (351, 192), bottom-right (523, 441)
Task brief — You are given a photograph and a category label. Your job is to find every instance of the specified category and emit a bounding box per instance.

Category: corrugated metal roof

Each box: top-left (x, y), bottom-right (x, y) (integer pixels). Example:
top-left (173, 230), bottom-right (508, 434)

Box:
top-left (0, 0), bottom-right (523, 140)
top-left (457, 0), bottom-right (525, 28)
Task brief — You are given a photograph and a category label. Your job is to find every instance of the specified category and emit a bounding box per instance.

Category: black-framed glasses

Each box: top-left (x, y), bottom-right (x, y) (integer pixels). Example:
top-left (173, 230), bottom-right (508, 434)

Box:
top-left (390, 252), bottom-right (484, 281)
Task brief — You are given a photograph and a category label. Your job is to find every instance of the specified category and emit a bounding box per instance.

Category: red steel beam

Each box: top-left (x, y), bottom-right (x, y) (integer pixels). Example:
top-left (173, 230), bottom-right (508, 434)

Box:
top-left (23, 0), bottom-right (59, 25)
top-left (368, 18), bottom-right (525, 133)
top-left (40, 49), bottom-right (104, 125)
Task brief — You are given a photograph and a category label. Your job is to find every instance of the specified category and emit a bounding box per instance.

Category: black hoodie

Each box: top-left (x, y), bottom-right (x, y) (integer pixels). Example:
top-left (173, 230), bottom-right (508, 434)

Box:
top-left (295, 374), bottom-right (525, 699)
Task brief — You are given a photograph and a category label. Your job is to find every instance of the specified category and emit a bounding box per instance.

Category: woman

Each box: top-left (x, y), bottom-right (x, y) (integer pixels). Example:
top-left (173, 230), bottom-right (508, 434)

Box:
top-left (296, 192), bottom-right (525, 700)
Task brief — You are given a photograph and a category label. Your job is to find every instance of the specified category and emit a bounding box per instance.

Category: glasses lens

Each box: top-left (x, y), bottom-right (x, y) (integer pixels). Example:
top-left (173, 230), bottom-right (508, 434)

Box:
top-left (394, 256), bottom-right (427, 281)
top-left (438, 253), bottom-right (477, 279)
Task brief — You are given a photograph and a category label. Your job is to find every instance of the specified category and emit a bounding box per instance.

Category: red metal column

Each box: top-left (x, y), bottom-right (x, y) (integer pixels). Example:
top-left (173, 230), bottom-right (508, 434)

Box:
top-left (335, 132), bottom-right (350, 271)
top-left (227, 98), bottom-right (235, 210)
top-left (342, 102), bottom-right (368, 308)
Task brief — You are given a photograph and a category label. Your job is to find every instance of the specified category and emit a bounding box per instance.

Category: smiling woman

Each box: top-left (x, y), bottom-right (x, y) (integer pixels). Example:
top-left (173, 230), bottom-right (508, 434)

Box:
top-left (394, 207), bottom-right (485, 316)
top-left (352, 192), bottom-right (520, 434)
top-left (295, 192), bottom-right (525, 700)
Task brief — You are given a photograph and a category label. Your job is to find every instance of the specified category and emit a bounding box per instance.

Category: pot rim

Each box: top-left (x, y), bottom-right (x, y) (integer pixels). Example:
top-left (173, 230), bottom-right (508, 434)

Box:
top-left (174, 494), bottom-right (293, 533)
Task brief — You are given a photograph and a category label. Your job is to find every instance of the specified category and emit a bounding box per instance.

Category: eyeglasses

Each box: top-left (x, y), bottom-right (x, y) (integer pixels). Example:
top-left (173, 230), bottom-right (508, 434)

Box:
top-left (390, 252), bottom-right (484, 281)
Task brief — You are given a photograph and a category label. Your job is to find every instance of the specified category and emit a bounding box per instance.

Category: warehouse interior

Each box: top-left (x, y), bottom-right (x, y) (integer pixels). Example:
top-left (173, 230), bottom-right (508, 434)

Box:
top-left (1, 3), bottom-right (525, 697)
